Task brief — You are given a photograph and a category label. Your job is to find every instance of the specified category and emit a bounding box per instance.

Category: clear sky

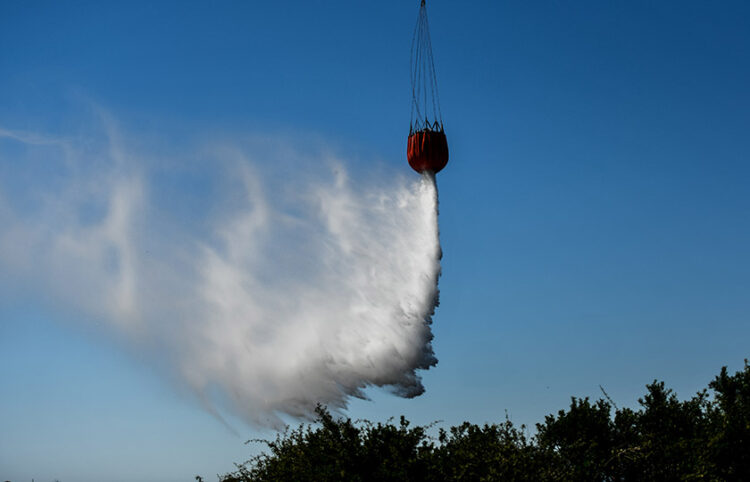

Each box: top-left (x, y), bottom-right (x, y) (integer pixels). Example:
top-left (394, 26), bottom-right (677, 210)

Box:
top-left (2, 1), bottom-right (750, 481)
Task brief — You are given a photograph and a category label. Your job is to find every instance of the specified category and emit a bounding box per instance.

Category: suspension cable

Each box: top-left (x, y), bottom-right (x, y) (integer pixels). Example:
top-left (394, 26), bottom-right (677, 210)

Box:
top-left (410, 1), bottom-right (443, 133)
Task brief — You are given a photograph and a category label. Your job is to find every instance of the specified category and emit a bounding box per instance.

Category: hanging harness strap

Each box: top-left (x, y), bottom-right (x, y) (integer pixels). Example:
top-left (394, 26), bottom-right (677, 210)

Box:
top-left (410, 1), bottom-right (443, 133)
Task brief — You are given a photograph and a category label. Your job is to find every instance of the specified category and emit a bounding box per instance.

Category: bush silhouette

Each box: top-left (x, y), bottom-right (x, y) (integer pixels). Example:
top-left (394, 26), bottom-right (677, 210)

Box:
top-left (217, 360), bottom-right (750, 481)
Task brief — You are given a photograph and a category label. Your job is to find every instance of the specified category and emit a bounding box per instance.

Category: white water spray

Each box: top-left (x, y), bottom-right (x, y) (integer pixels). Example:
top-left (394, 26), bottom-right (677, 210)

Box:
top-left (0, 125), bottom-right (442, 426)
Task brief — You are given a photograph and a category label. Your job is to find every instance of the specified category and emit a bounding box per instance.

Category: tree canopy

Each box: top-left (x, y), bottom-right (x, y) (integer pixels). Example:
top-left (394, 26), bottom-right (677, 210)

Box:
top-left (217, 360), bottom-right (750, 481)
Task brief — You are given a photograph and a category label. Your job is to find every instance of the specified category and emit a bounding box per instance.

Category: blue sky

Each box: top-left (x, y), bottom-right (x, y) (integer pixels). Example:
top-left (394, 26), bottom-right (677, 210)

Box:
top-left (2, 1), bottom-right (750, 481)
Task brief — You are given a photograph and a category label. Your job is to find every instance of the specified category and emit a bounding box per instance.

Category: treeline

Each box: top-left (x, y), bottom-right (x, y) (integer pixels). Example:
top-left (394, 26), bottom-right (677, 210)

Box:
top-left (217, 360), bottom-right (750, 481)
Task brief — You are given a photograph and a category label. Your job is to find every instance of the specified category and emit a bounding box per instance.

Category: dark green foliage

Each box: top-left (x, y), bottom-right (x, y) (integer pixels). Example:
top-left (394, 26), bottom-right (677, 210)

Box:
top-left (536, 397), bottom-right (617, 480)
top-left (222, 408), bottom-right (435, 482)
top-left (218, 361), bottom-right (750, 481)
top-left (430, 419), bottom-right (548, 481)
top-left (707, 360), bottom-right (750, 481)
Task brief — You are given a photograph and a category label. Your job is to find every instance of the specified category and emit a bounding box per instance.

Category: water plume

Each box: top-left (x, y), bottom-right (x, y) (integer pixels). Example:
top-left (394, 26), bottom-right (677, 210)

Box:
top-left (0, 123), bottom-right (442, 427)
